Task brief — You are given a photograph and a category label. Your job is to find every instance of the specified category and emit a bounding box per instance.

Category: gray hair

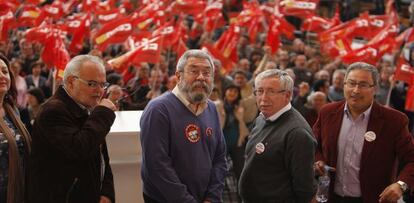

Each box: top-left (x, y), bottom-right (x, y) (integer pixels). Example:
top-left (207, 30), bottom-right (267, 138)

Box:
top-left (307, 91), bottom-right (326, 106)
top-left (63, 55), bottom-right (105, 85)
top-left (255, 69), bottom-right (294, 94)
top-left (333, 69), bottom-right (346, 79)
top-left (176, 49), bottom-right (215, 73)
top-left (345, 62), bottom-right (379, 86)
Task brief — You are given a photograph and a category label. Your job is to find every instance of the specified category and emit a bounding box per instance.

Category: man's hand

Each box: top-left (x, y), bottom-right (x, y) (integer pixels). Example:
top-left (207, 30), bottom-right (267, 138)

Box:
top-left (379, 183), bottom-right (403, 203)
top-left (99, 98), bottom-right (116, 111)
top-left (99, 196), bottom-right (112, 203)
top-left (313, 161), bottom-right (336, 176)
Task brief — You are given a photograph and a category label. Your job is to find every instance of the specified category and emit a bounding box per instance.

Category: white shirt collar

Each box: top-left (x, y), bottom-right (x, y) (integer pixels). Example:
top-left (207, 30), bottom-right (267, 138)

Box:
top-left (261, 103), bottom-right (292, 122)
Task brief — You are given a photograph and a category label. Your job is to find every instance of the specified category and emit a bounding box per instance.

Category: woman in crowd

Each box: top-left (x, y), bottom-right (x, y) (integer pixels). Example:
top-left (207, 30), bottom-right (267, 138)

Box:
top-left (216, 84), bottom-right (249, 203)
top-left (0, 54), bottom-right (32, 203)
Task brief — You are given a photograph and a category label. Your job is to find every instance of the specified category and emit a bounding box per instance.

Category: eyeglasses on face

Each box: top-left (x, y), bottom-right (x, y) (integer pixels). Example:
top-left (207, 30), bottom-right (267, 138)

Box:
top-left (253, 88), bottom-right (286, 96)
top-left (73, 76), bottom-right (110, 89)
top-left (344, 80), bottom-right (375, 89)
top-left (183, 69), bottom-right (212, 78)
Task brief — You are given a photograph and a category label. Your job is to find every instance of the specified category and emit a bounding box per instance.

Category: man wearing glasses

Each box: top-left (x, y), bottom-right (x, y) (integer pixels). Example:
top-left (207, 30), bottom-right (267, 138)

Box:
top-left (313, 62), bottom-right (414, 203)
top-left (239, 69), bottom-right (317, 203)
top-left (29, 55), bottom-right (116, 203)
top-left (140, 50), bottom-right (226, 203)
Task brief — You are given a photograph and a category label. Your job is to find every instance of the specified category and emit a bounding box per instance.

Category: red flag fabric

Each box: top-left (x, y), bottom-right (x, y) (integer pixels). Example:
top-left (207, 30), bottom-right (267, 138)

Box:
top-left (170, 0), bottom-right (206, 16)
top-left (93, 17), bottom-right (133, 51)
top-left (280, 0), bottom-right (319, 18)
top-left (266, 17), bottom-right (281, 54)
top-left (95, 8), bottom-right (125, 25)
top-left (172, 38), bottom-right (188, 59)
top-left (215, 25), bottom-right (240, 63)
top-left (81, 0), bottom-right (98, 12)
top-left (69, 14), bottom-right (90, 55)
top-left (25, 25), bottom-right (69, 78)
top-left (202, 43), bottom-right (235, 73)
top-left (128, 37), bottom-right (162, 65)
top-left (395, 57), bottom-right (414, 85)
top-left (301, 11), bottom-right (340, 33)
top-left (17, 5), bottom-right (41, 27)
top-left (0, 9), bottom-right (14, 42)
top-left (41, 4), bottom-right (64, 20)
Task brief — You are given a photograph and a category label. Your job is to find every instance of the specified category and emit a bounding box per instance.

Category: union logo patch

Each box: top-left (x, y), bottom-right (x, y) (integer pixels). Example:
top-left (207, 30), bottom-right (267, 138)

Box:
top-left (206, 127), bottom-right (213, 137)
top-left (185, 124), bottom-right (201, 143)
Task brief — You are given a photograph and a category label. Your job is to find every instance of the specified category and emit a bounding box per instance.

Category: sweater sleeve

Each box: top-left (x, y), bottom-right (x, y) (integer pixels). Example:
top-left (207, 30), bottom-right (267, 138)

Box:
top-left (285, 128), bottom-right (317, 203)
top-left (140, 101), bottom-right (197, 203)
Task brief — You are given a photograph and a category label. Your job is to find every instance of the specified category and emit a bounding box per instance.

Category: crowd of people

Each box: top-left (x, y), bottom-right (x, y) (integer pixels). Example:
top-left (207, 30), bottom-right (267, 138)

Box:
top-left (0, 0), bottom-right (414, 203)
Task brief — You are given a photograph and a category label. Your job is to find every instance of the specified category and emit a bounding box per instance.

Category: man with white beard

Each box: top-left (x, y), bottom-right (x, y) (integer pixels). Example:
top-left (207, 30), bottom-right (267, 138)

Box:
top-left (140, 50), bottom-right (227, 203)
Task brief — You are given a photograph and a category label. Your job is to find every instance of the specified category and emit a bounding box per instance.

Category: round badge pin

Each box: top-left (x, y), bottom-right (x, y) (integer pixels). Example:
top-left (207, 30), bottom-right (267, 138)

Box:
top-left (255, 142), bottom-right (265, 154)
top-left (206, 127), bottom-right (213, 137)
top-left (185, 124), bottom-right (201, 143)
top-left (364, 131), bottom-right (376, 142)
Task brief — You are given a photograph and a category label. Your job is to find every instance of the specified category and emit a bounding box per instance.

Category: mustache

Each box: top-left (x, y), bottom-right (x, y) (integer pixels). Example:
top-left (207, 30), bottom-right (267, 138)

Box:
top-left (191, 81), bottom-right (208, 91)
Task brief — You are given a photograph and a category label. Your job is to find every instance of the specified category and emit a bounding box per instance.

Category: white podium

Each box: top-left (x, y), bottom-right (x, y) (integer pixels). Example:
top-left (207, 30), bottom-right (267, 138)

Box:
top-left (106, 111), bottom-right (144, 203)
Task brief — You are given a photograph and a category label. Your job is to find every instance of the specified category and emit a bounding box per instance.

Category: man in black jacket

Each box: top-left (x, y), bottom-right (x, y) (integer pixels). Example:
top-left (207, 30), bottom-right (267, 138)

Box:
top-left (28, 55), bottom-right (116, 203)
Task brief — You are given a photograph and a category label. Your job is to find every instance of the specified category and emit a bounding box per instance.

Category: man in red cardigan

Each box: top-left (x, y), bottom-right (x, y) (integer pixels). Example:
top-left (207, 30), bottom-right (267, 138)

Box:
top-left (313, 62), bottom-right (414, 203)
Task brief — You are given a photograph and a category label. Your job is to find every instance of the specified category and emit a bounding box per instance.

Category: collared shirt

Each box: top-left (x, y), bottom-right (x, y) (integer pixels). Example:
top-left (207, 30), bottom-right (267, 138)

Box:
top-left (62, 86), bottom-right (91, 114)
top-left (334, 103), bottom-right (372, 197)
top-left (172, 86), bottom-right (208, 116)
top-left (261, 103), bottom-right (292, 122)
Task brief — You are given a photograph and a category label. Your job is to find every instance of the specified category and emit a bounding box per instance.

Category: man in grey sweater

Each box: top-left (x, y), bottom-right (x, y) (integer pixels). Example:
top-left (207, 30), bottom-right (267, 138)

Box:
top-left (239, 69), bottom-right (317, 203)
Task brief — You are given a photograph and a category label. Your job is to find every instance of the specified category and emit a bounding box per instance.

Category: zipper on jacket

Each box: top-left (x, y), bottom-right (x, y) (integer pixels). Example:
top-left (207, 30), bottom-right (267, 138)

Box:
top-left (65, 177), bottom-right (78, 203)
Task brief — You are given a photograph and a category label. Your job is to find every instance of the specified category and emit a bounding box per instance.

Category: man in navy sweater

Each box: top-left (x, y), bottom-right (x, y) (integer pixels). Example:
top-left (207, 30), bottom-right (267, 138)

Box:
top-left (140, 49), bottom-right (227, 203)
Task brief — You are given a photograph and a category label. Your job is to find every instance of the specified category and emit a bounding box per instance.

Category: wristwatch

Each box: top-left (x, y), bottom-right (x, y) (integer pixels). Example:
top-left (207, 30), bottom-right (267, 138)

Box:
top-left (397, 181), bottom-right (408, 193)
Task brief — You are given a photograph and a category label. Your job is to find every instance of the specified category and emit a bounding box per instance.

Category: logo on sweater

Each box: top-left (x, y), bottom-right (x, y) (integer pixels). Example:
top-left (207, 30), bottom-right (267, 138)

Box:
top-left (206, 127), bottom-right (213, 137)
top-left (185, 124), bottom-right (201, 143)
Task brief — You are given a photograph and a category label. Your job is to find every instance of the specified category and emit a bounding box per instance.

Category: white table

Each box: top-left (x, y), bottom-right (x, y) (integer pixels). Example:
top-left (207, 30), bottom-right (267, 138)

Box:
top-left (106, 111), bottom-right (143, 203)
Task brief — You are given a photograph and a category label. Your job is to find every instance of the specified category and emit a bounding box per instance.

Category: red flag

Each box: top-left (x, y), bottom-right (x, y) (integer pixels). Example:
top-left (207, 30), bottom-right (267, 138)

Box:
top-left (395, 57), bottom-right (414, 85)
top-left (202, 43), bottom-right (235, 73)
top-left (41, 4), bottom-right (64, 20)
top-left (128, 37), bottom-right (162, 65)
top-left (17, 5), bottom-right (41, 27)
top-left (280, 0), bottom-right (319, 18)
top-left (81, 0), bottom-right (98, 12)
top-left (170, 0), bottom-right (206, 16)
top-left (95, 8), bottom-right (125, 25)
top-left (93, 17), bottom-right (133, 51)
top-left (25, 24), bottom-right (69, 78)
top-left (172, 38), bottom-right (188, 59)
top-left (0, 9), bottom-right (14, 42)
top-left (405, 75), bottom-right (414, 112)
top-left (69, 14), bottom-right (90, 55)
top-left (266, 17), bottom-right (280, 54)
top-left (215, 25), bottom-right (240, 63)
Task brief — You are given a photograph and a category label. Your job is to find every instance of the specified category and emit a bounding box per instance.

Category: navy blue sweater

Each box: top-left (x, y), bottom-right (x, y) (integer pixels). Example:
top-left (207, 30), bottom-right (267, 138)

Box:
top-left (140, 92), bottom-right (227, 203)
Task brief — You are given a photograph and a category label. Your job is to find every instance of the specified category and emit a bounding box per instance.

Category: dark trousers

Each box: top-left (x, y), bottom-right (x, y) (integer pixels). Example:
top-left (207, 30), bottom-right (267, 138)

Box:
top-left (331, 193), bottom-right (363, 203)
top-left (143, 193), bottom-right (161, 203)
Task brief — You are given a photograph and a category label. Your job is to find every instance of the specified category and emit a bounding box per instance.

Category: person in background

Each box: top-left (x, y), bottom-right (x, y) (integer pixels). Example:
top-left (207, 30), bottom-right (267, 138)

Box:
top-left (140, 49), bottom-right (227, 203)
top-left (107, 84), bottom-right (124, 111)
top-left (314, 62), bottom-right (414, 203)
top-left (239, 69), bottom-right (316, 203)
top-left (26, 87), bottom-right (45, 130)
top-left (0, 54), bottom-right (32, 203)
top-left (328, 69), bottom-right (346, 102)
top-left (28, 55), bottom-right (116, 203)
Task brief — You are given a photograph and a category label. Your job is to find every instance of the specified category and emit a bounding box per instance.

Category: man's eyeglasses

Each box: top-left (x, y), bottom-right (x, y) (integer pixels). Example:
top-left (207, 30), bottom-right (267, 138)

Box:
top-left (184, 69), bottom-right (212, 78)
top-left (73, 76), bottom-right (110, 89)
top-left (344, 80), bottom-right (375, 89)
top-left (253, 89), bottom-right (286, 96)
